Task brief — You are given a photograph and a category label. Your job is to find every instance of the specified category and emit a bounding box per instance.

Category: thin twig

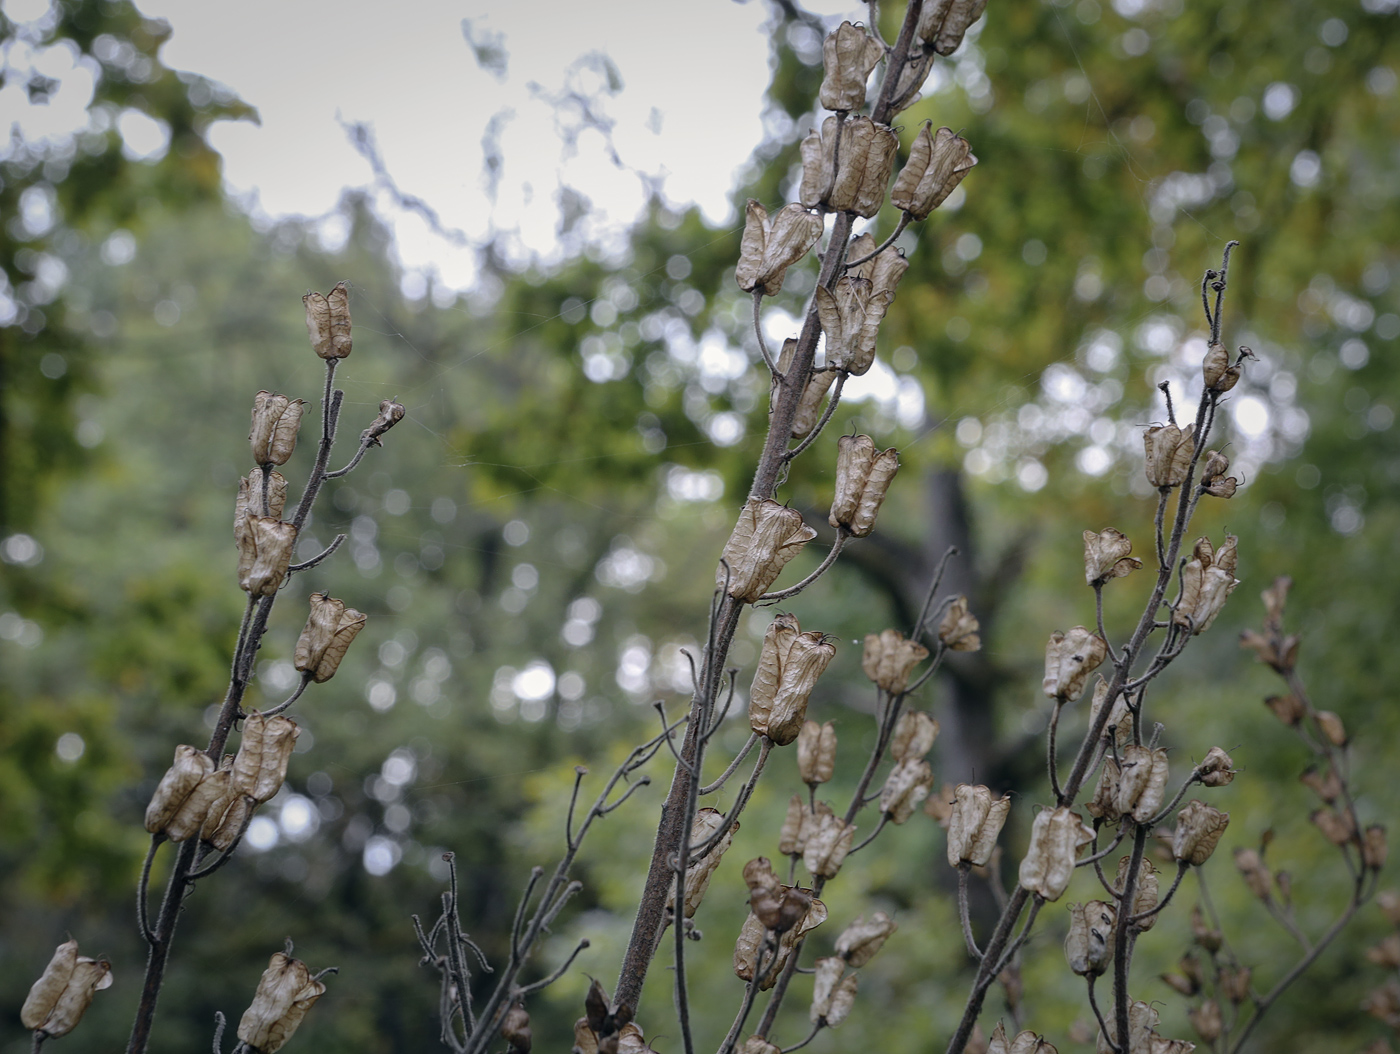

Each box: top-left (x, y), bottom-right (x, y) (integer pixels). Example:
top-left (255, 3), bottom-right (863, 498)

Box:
top-left (286, 534), bottom-right (346, 574)
top-left (137, 836), bottom-right (163, 945)
top-left (957, 865), bottom-right (984, 961)
top-left (211, 1011), bottom-right (226, 1054)
top-left (753, 289), bottom-right (780, 380)
top-left (781, 1021), bottom-right (824, 1053)
top-left (844, 213), bottom-right (911, 268)
top-left (781, 372), bottom-right (848, 463)
top-left (260, 673), bottom-right (313, 718)
top-left (1047, 699), bottom-right (1065, 803)
top-left (757, 531), bottom-right (847, 603)
top-left (1086, 977), bottom-right (1117, 1053)
top-left (700, 733), bottom-right (759, 795)
top-left (515, 938), bottom-right (590, 997)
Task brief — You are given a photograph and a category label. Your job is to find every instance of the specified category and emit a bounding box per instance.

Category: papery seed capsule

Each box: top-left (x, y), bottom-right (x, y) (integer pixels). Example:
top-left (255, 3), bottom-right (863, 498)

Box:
top-left (1219, 966), bottom-right (1252, 1005)
top-left (1188, 999), bottom-right (1223, 1043)
top-left (799, 115), bottom-right (899, 218)
top-left (1368, 935), bottom-right (1400, 969)
top-left (201, 787), bottom-right (253, 851)
top-left (1064, 901), bottom-right (1116, 976)
top-left (824, 972), bottom-right (859, 1028)
top-left (779, 795), bottom-right (808, 856)
top-left (615, 1022), bottom-right (648, 1054)
top-left (501, 1002), bottom-right (532, 1054)
top-left (1299, 764), bottom-right (1341, 803)
top-left (236, 469), bottom-right (287, 530)
top-left (238, 515), bottom-right (298, 597)
top-left (1264, 693), bottom-right (1305, 726)
top-left (916, 0), bottom-right (989, 55)
top-left (1094, 1001), bottom-right (1157, 1054)
top-left (667, 807), bottom-right (736, 919)
top-left (1196, 746), bottom-right (1236, 787)
top-left (814, 278), bottom-right (882, 377)
top-left (819, 22), bottom-right (884, 112)
top-left (365, 399), bottom-right (406, 445)
top-left (1365, 825), bottom-right (1389, 871)
top-left (889, 710), bottom-right (939, 762)
top-left (804, 811), bottom-right (856, 878)
top-left (1082, 528), bottom-right (1142, 587)
top-left (236, 951), bottom-right (328, 1054)
top-left (947, 784), bottom-right (1011, 867)
top-left (938, 596), bottom-right (981, 651)
top-left (145, 744), bottom-right (216, 835)
top-left (1315, 710), bottom-right (1349, 747)
top-left (735, 200), bottom-right (825, 297)
top-left (232, 712), bottom-right (301, 804)
top-left (880, 758), bottom-right (934, 824)
top-left (1175, 536), bottom-right (1241, 635)
top-left (1113, 745), bottom-right (1169, 824)
top-left (165, 765), bottom-right (232, 843)
top-left (21, 941), bottom-right (113, 1038)
top-left (809, 956), bottom-right (845, 1023)
top-left (1173, 801), bottom-right (1229, 866)
top-left (744, 856), bottom-right (781, 895)
top-left (846, 233), bottom-right (910, 303)
top-left (749, 614), bottom-right (836, 745)
top-left (1190, 905), bottom-right (1222, 951)
top-left (989, 1022), bottom-right (1059, 1054)
top-left (1202, 341), bottom-right (1244, 392)
top-left (294, 593), bottom-right (368, 683)
top-left (719, 499), bottom-right (818, 602)
top-left (1089, 677), bottom-right (1134, 750)
top-left (304, 281), bottom-right (352, 360)
top-left (862, 630), bottom-right (929, 696)
top-left (890, 123), bottom-right (977, 219)
top-left (835, 911), bottom-right (897, 967)
top-left (1042, 626), bottom-right (1108, 701)
top-left (1311, 806), bottom-right (1357, 846)
top-left (1143, 422), bottom-right (1195, 488)
top-left (250, 391), bottom-right (307, 467)
top-left (1115, 856), bottom-right (1160, 931)
top-left (796, 721), bottom-right (837, 785)
top-left (744, 1038), bottom-right (781, 1054)
top-left (1018, 807), bottom-right (1095, 900)
top-left (1232, 847), bottom-right (1271, 899)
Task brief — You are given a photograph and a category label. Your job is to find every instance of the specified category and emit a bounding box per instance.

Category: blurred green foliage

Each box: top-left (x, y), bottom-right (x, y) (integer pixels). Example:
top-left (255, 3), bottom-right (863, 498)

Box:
top-left (2, 1), bottom-right (1400, 1052)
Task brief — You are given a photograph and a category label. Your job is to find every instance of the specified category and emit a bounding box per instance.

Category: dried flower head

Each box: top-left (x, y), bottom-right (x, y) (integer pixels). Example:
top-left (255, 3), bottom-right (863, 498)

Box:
top-left (830, 434), bottom-right (900, 534)
top-left (232, 712), bottom-right (301, 804)
top-left (1042, 626), bottom-right (1108, 701)
top-left (1083, 528), bottom-right (1143, 587)
top-left (294, 593), bottom-right (367, 683)
top-left (749, 614), bottom-right (837, 745)
top-left (1196, 747), bottom-right (1235, 787)
top-left (1174, 535), bottom-right (1240, 635)
top-left (1065, 901), bottom-right (1116, 976)
top-left (1311, 806), bottom-right (1357, 847)
top-left (719, 499), bottom-right (818, 603)
top-left (1299, 764), bottom-right (1341, 804)
top-left (937, 595), bottom-right (981, 652)
top-left (1143, 422), bottom-right (1195, 488)
top-left (835, 911), bottom-right (897, 967)
top-left (237, 515), bottom-right (298, 597)
top-left (1263, 693), bottom-right (1305, 726)
top-left (947, 784), bottom-right (1011, 867)
top-left (250, 391), bottom-right (306, 467)
top-left (797, 721), bottom-right (837, 786)
top-left (1173, 801), bottom-right (1230, 866)
top-left (1018, 807), bottom-right (1094, 900)
top-left (236, 951), bottom-right (327, 1054)
top-left (880, 757), bottom-right (934, 824)
top-left (21, 940), bottom-right (114, 1038)
top-left (819, 22), bottom-right (885, 111)
top-left (735, 200), bottom-right (825, 297)
top-left (799, 115), bottom-right (899, 218)
top-left (891, 123), bottom-right (977, 219)
top-left (862, 629), bottom-right (929, 695)
top-left (889, 709), bottom-right (939, 762)
top-left (916, 0), bottom-right (989, 55)
top-left (304, 281), bottom-right (352, 360)
top-left (1315, 709), bottom-right (1349, 747)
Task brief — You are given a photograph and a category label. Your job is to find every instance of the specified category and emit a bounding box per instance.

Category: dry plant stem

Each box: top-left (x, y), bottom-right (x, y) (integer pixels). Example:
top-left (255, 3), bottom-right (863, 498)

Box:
top-left (782, 1021), bottom-right (824, 1054)
top-left (286, 532), bottom-right (345, 574)
top-left (1047, 700), bottom-right (1065, 801)
top-left (958, 865), bottom-right (984, 960)
top-left (1085, 977), bottom-right (1116, 1053)
top-left (212, 1011), bottom-right (226, 1054)
top-left (31, 1032), bottom-right (45, 1054)
top-left (753, 290), bottom-right (780, 379)
top-left (136, 835), bottom-right (162, 944)
top-left (1111, 824), bottom-right (1150, 1045)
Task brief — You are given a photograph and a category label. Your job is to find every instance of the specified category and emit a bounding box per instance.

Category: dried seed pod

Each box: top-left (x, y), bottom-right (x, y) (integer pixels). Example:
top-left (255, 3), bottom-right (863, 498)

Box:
top-left (1197, 747), bottom-right (1235, 787)
top-left (809, 956), bottom-right (845, 1023)
top-left (1112, 745), bottom-right (1170, 824)
top-left (880, 758), bottom-right (934, 824)
top-left (1365, 825), bottom-right (1389, 871)
top-left (989, 1023), bottom-right (1058, 1054)
top-left (1173, 801), bottom-right (1230, 866)
top-left (814, 278), bottom-right (881, 377)
top-left (744, 856), bottom-right (781, 895)
top-left (294, 593), bottom-right (368, 683)
top-left (1095, 1000), bottom-right (1158, 1054)
top-left (735, 200), bottom-right (825, 297)
top-left (236, 469), bottom-right (288, 529)
top-left (1150, 1038), bottom-right (1197, 1054)
top-left (615, 1022), bottom-right (648, 1054)
top-left (1082, 528), bottom-right (1143, 587)
top-left (734, 890), bottom-right (827, 989)
top-left (835, 911), bottom-right (897, 967)
top-left (364, 399), bottom-right (406, 445)
top-left (719, 499), bottom-right (818, 602)
top-left (1143, 422), bottom-right (1195, 488)
top-left (1188, 999), bottom-right (1223, 1043)
top-left (304, 281), bottom-right (352, 360)
top-left (824, 973), bottom-right (858, 1028)
top-left (165, 765), bottom-right (233, 843)
top-left (1085, 760), bottom-right (1121, 822)
top-left (236, 951), bottom-right (327, 1054)
top-left (799, 115), bottom-right (900, 218)
top-left (1190, 906), bottom-right (1223, 953)
top-left (1311, 806), bottom-right (1357, 846)
top-left (805, 810), bottom-right (856, 878)
top-left (1199, 448), bottom-right (1239, 497)
top-left (232, 712), bottom-right (301, 804)
top-left (846, 233), bottom-right (911, 303)
top-left (250, 391), bottom-right (307, 467)
top-left (1042, 626), bottom-right (1108, 701)
top-left (890, 123), bottom-right (977, 219)
top-left (1115, 856), bottom-right (1161, 931)
top-left (778, 796), bottom-right (809, 856)
top-left (938, 595), bottom-right (981, 651)
top-left (1174, 535), bottom-right (1240, 635)
top-left (1315, 710), bottom-right (1349, 747)
top-left (584, 978), bottom-right (611, 1035)
top-left (1299, 764), bottom-right (1341, 803)
top-left (1264, 693), bottom-right (1305, 726)
top-left (1239, 628), bottom-right (1300, 675)
top-left (501, 1002), bottom-right (532, 1054)
top-left (862, 630), bottom-right (929, 696)
top-left (777, 338), bottom-right (839, 438)
top-left (1090, 677), bottom-right (1134, 750)
top-left (667, 807), bottom-right (736, 918)
top-left (1232, 847), bottom-right (1271, 900)
top-left (947, 784), bottom-right (1011, 867)
top-left (145, 744), bottom-right (217, 834)
top-left (1202, 341), bottom-right (1244, 392)
top-left (1364, 979), bottom-right (1400, 1027)
top-left (201, 787), bottom-right (253, 851)
top-left (819, 22), bottom-right (884, 112)
top-left (889, 709), bottom-right (939, 762)
top-left (572, 1017), bottom-right (599, 1054)
top-left (1219, 965), bottom-right (1252, 1005)
top-left (1018, 807), bottom-right (1095, 900)
top-left (799, 801), bottom-right (835, 858)
top-left (21, 941), bottom-right (114, 1038)
top-left (916, 0), bottom-right (989, 54)
top-left (238, 515), bottom-right (298, 597)
top-left (1064, 901), bottom-right (1116, 976)
top-left (743, 1039), bottom-right (781, 1054)
top-left (796, 721), bottom-right (837, 786)
top-left (1369, 935), bottom-right (1400, 969)
top-left (749, 614), bottom-right (837, 746)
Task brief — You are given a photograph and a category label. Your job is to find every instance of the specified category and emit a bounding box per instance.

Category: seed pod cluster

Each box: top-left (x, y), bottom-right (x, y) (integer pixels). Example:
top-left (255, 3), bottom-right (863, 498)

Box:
top-left (1082, 528), bottom-right (1142, 587)
top-left (749, 614), bottom-right (836, 746)
top-left (890, 123), bottom-right (977, 219)
top-left (947, 784), bottom-right (1011, 867)
top-left (1199, 448), bottom-right (1240, 498)
top-left (1042, 626), bottom-right (1108, 701)
top-left (829, 435), bottom-right (899, 534)
top-left (236, 950), bottom-right (328, 1054)
top-left (809, 956), bottom-right (859, 1027)
top-left (294, 593), bottom-right (368, 683)
top-left (862, 630), bottom-right (929, 695)
top-left (938, 596), bottom-right (981, 651)
top-left (21, 940), bottom-right (113, 1039)
top-left (735, 200), bottom-right (825, 297)
top-left (1018, 807), bottom-right (1094, 901)
top-left (719, 499), bottom-right (818, 602)
top-left (814, 278), bottom-right (885, 377)
top-left (818, 22), bottom-right (884, 112)
top-left (889, 710), bottom-right (939, 762)
top-left (799, 115), bottom-right (900, 218)
top-left (734, 859), bottom-right (828, 990)
top-left (1087, 745), bottom-right (1168, 824)
top-left (1174, 535), bottom-right (1240, 635)
top-left (303, 281), bottom-right (352, 360)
